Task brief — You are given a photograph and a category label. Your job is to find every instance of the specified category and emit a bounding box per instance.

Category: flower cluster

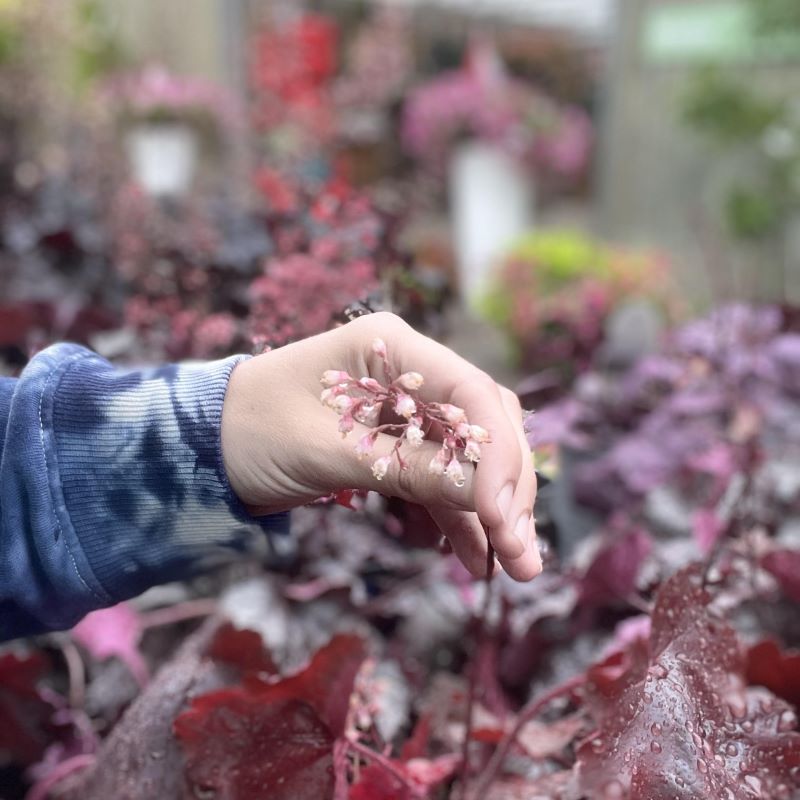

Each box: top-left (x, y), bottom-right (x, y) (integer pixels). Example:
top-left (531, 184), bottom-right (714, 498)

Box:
top-left (105, 66), bottom-right (237, 130)
top-left (401, 40), bottom-right (592, 181)
top-left (321, 338), bottom-right (490, 487)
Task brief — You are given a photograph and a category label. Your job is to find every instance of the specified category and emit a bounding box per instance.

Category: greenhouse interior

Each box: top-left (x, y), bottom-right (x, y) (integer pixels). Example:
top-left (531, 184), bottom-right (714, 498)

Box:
top-left (1, 1), bottom-right (799, 798)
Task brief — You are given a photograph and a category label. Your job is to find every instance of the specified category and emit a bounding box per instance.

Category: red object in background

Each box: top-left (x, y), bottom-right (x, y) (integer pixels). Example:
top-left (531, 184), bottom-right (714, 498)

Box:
top-left (251, 14), bottom-right (338, 105)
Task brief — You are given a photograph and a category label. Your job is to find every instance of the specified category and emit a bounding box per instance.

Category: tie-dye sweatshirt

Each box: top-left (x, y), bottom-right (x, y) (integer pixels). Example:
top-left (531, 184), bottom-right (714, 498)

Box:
top-left (0, 343), bottom-right (289, 641)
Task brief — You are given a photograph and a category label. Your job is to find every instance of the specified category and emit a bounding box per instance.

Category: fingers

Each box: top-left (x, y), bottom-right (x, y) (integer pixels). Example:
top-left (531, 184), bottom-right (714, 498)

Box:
top-left (342, 314), bottom-right (528, 557)
top-left (449, 376), bottom-right (524, 559)
top-left (429, 506), bottom-right (541, 582)
top-left (493, 387), bottom-right (542, 579)
top-left (428, 507), bottom-right (491, 578)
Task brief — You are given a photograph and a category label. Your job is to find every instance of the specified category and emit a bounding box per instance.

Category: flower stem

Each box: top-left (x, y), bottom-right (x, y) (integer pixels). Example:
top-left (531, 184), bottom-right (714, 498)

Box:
top-left (457, 541), bottom-right (495, 799)
top-left (470, 673), bottom-right (585, 800)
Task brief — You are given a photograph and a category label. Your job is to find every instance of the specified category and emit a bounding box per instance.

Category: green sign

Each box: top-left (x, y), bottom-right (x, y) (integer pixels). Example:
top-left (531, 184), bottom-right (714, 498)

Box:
top-left (643, 1), bottom-right (800, 64)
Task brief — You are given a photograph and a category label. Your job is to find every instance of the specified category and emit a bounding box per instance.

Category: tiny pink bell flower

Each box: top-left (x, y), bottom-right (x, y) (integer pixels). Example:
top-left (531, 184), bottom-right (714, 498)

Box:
top-left (358, 377), bottom-right (383, 393)
top-left (398, 371), bottom-right (424, 391)
top-left (338, 414), bottom-right (354, 435)
top-left (394, 393), bottom-right (416, 419)
top-left (354, 433), bottom-right (375, 458)
top-left (428, 448), bottom-right (448, 476)
top-left (321, 370), bottom-right (352, 387)
top-left (406, 424), bottom-right (424, 447)
top-left (332, 395), bottom-right (354, 415)
top-left (439, 404), bottom-right (467, 425)
top-left (444, 457), bottom-right (466, 487)
top-left (464, 439), bottom-right (481, 463)
top-left (469, 425), bottom-right (490, 443)
top-left (372, 455), bottom-right (391, 480)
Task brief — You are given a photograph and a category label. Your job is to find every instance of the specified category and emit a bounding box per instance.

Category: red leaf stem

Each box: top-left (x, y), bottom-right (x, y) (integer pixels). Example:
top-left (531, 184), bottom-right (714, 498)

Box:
top-left (457, 542), bottom-right (496, 799)
top-left (470, 672), bottom-right (586, 800)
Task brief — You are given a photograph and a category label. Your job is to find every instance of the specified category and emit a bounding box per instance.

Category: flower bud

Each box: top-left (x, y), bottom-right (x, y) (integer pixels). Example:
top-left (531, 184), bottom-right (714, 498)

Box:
top-left (321, 386), bottom-right (346, 407)
top-left (444, 457), bottom-right (466, 488)
top-left (332, 395), bottom-right (354, 415)
top-left (439, 403), bottom-right (467, 425)
top-left (338, 414), bottom-right (354, 435)
top-left (372, 455), bottom-right (391, 480)
top-left (406, 424), bottom-right (424, 447)
top-left (394, 393), bottom-right (417, 419)
top-left (468, 425), bottom-right (491, 443)
top-left (455, 422), bottom-right (471, 439)
top-left (354, 433), bottom-right (375, 458)
top-left (372, 338), bottom-right (388, 359)
top-left (398, 371), bottom-right (424, 391)
top-left (428, 448), bottom-right (448, 476)
top-left (358, 377), bottom-right (383, 393)
top-left (464, 438), bottom-right (481, 463)
top-left (321, 370), bottom-right (352, 387)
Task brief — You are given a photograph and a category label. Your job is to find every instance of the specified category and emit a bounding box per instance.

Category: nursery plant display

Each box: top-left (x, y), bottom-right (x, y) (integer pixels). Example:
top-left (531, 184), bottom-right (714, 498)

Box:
top-left (1, 305), bottom-right (798, 800)
top-left (482, 230), bottom-right (678, 386)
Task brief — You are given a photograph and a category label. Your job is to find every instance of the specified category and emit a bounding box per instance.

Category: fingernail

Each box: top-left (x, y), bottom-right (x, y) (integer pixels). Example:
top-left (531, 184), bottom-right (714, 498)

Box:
top-left (513, 512), bottom-right (530, 551)
top-left (495, 483), bottom-right (514, 524)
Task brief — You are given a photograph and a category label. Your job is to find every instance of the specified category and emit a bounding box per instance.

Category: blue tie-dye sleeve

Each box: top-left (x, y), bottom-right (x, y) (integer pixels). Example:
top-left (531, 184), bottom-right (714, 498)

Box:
top-left (0, 344), bottom-right (289, 641)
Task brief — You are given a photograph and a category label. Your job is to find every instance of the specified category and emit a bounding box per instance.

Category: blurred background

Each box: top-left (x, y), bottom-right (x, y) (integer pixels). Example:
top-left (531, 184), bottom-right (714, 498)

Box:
top-left (1, 0), bottom-right (799, 386)
top-left (3, 7), bottom-right (800, 798)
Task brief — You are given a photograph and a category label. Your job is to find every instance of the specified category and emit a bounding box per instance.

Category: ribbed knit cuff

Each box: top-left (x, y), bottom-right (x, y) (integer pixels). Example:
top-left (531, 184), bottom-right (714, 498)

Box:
top-left (46, 348), bottom-right (289, 601)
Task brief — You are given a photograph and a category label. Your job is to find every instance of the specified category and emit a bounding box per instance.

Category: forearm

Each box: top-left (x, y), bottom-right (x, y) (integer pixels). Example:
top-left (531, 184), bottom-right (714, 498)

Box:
top-left (0, 345), bottom-right (287, 641)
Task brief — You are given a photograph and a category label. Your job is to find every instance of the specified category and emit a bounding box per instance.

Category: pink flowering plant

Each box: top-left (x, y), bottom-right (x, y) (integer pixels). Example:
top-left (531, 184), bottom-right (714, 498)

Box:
top-left (106, 65), bottom-right (236, 133)
top-left (402, 40), bottom-right (592, 182)
top-left (321, 337), bottom-right (490, 489)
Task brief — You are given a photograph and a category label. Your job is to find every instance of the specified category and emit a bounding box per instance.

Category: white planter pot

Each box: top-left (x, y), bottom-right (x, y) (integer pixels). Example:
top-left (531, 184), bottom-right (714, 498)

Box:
top-left (449, 141), bottom-right (534, 309)
top-left (125, 124), bottom-right (199, 198)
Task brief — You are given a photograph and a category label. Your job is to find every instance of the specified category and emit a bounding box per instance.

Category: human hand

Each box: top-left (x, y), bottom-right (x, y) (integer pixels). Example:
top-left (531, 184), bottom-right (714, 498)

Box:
top-left (221, 312), bottom-right (541, 581)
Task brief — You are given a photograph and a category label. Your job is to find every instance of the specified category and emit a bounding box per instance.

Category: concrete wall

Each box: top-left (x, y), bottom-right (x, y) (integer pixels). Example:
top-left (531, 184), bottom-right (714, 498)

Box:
top-left (597, 0), bottom-right (800, 305)
top-left (101, 0), bottom-right (230, 82)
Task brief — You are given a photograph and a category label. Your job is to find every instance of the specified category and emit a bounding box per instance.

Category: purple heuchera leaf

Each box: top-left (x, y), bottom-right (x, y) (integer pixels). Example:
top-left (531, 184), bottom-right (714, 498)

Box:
top-left (771, 334), bottom-right (800, 395)
top-left (578, 528), bottom-right (652, 607)
top-left (761, 550), bottom-right (800, 604)
top-left (524, 399), bottom-right (590, 450)
top-left (692, 508), bottom-right (725, 556)
top-left (576, 564), bottom-right (800, 799)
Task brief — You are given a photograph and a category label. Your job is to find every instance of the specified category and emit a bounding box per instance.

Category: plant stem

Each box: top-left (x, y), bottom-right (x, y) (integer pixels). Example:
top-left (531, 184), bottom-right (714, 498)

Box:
top-left (346, 738), bottom-right (424, 798)
top-left (457, 542), bottom-right (495, 799)
top-left (138, 598), bottom-right (218, 630)
top-left (470, 673), bottom-right (585, 800)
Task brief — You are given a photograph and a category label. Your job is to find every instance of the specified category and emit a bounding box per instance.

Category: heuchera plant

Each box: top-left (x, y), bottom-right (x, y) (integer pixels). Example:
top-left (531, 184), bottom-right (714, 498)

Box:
top-left (1, 304), bottom-right (795, 800)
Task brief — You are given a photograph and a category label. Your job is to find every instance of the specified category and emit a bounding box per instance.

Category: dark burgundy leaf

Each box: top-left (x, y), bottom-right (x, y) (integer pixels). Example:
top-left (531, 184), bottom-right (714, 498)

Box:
top-left (207, 622), bottom-right (278, 677)
top-left (348, 754), bottom-right (458, 800)
top-left (349, 763), bottom-right (406, 800)
top-left (245, 633), bottom-right (368, 737)
top-left (746, 640), bottom-right (800, 709)
top-left (578, 528), bottom-right (652, 607)
top-left (175, 695), bottom-right (334, 800)
top-left (576, 565), bottom-right (800, 799)
top-left (761, 550), bottom-right (800, 603)
top-left (0, 651), bottom-right (53, 765)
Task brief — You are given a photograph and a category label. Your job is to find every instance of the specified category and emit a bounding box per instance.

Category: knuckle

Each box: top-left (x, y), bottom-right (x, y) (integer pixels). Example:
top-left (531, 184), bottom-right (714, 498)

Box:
top-left (362, 311), bottom-right (407, 334)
